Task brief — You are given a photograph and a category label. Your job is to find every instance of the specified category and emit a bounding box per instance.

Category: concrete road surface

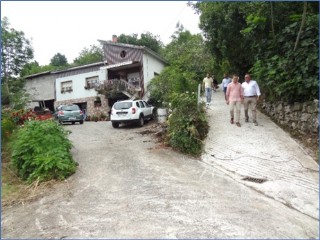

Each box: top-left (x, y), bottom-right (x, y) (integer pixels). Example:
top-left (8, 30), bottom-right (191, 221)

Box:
top-left (202, 90), bottom-right (319, 220)
top-left (2, 92), bottom-right (319, 238)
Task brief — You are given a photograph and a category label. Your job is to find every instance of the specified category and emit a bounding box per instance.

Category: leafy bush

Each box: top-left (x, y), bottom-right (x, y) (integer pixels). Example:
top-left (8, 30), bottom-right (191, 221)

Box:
top-left (10, 108), bottom-right (36, 125)
top-left (1, 108), bottom-right (36, 143)
top-left (1, 118), bottom-right (15, 143)
top-left (11, 120), bottom-right (77, 183)
top-left (251, 19), bottom-right (319, 103)
top-left (167, 92), bottom-right (209, 156)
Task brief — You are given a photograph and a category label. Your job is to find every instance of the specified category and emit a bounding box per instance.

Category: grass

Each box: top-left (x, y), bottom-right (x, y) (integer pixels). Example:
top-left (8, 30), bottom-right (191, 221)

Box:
top-left (2, 146), bottom-right (63, 207)
top-left (1, 149), bottom-right (29, 206)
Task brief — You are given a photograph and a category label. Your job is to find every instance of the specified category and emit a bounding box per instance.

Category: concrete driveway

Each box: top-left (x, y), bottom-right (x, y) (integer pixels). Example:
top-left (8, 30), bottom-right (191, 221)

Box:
top-left (1, 93), bottom-right (319, 238)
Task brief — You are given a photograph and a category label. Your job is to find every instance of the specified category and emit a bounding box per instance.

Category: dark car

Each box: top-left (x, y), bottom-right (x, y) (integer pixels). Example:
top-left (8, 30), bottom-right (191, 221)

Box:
top-left (56, 104), bottom-right (84, 124)
top-left (33, 106), bottom-right (53, 121)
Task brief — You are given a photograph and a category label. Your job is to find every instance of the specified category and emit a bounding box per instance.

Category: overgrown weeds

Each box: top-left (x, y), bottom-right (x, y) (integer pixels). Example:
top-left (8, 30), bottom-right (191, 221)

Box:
top-left (166, 92), bottom-right (209, 156)
top-left (10, 120), bottom-right (78, 183)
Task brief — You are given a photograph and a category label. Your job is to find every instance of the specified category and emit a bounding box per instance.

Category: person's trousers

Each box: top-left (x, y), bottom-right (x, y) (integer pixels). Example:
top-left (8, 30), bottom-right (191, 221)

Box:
top-left (243, 97), bottom-right (257, 121)
top-left (205, 88), bottom-right (212, 103)
top-left (229, 101), bottom-right (241, 122)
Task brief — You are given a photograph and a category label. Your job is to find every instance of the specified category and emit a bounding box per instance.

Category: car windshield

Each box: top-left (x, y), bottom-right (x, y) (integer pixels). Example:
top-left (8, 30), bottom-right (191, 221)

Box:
top-left (114, 102), bottom-right (132, 110)
top-left (61, 105), bottom-right (80, 111)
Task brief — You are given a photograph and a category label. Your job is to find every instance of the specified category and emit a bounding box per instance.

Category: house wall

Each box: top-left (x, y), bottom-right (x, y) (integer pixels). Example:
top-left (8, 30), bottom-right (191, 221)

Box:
top-left (142, 53), bottom-right (166, 99)
top-left (24, 74), bottom-right (55, 101)
top-left (55, 69), bottom-right (107, 101)
top-left (55, 69), bottom-right (109, 116)
top-left (102, 43), bottom-right (143, 64)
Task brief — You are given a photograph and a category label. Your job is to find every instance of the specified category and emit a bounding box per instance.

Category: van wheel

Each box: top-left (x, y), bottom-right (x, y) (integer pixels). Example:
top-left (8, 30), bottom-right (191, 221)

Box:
top-left (152, 109), bottom-right (157, 120)
top-left (80, 120), bottom-right (84, 124)
top-left (138, 115), bottom-right (144, 127)
top-left (112, 121), bottom-right (119, 128)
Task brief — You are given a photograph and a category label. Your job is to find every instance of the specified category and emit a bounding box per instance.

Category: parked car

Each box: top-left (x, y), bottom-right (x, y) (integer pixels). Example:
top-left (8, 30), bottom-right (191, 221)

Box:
top-left (33, 106), bottom-right (53, 121)
top-left (110, 100), bottom-right (156, 128)
top-left (55, 104), bottom-right (84, 124)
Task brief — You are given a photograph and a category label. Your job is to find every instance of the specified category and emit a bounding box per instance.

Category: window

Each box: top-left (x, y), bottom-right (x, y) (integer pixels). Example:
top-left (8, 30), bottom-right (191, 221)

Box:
top-left (139, 101), bottom-right (146, 108)
top-left (144, 101), bottom-right (151, 107)
top-left (61, 105), bottom-right (80, 111)
top-left (120, 50), bottom-right (126, 58)
top-left (85, 76), bottom-right (99, 89)
top-left (114, 102), bottom-right (132, 110)
top-left (61, 81), bottom-right (73, 93)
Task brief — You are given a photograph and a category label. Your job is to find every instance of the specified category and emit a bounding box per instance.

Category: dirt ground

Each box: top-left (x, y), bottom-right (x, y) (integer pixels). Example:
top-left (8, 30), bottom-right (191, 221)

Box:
top-left (1, 106), bottom-right (319, 239)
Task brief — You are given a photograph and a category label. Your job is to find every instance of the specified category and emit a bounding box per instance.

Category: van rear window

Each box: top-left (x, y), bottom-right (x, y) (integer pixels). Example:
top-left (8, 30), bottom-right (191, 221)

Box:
top-left (61, 105), bottom-right (80, 111)
top-left (114, 102), bottom-right (132, 110)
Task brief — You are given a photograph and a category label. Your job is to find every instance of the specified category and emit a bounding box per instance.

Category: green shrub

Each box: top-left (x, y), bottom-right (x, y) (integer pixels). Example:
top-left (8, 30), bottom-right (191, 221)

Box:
top-left (167, 92), bottom-right (209, 156)
top-left (251, 17), bottom-right (318, 103)
top-left (1, 118), bottom-right (16, 143)
top-left (91, 115), bottom-right (99, 121)
top-left (11, 120), bottom-right (77, 183)
top-left (99, 113), bottom-right (107, 120)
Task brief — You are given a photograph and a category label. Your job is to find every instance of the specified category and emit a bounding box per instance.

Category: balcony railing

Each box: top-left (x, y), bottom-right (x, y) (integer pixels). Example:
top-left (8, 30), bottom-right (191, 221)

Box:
top-left (95, 79), bottom-right (141, 99)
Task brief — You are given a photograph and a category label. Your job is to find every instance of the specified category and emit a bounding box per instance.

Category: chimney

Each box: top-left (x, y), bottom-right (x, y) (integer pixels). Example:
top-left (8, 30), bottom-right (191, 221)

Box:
top-left (112, 35), bottom-right (117, 43)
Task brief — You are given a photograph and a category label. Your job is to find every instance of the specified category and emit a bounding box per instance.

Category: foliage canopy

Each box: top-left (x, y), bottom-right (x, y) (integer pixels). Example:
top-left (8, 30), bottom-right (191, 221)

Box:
top-left (192, 2), bottom-right (319, 102)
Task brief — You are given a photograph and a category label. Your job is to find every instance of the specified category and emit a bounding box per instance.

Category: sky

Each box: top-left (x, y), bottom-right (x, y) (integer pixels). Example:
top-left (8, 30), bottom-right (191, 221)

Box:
top-left (1, 1), bottom-right (201, 66)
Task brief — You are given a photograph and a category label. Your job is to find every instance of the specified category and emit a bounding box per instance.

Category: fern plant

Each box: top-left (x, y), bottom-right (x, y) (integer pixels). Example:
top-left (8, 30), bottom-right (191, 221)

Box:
top-left (11, 120), bottom-right (77, 183)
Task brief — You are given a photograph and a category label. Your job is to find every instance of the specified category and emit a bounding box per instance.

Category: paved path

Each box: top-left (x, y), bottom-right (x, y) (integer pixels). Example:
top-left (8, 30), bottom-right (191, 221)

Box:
top-left (201, 89), bottom-right (319, 220)
top-left (1, 91), bottom-right (319, 238)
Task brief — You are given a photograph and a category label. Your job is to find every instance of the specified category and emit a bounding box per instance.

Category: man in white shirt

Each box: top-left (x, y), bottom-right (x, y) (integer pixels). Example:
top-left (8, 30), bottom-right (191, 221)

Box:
top-left (202, 73), bottom-right (214, 106)
top-left (222, 73), bottom-right (231, 101)
top-left (242, 73), bottom-right (261, 126)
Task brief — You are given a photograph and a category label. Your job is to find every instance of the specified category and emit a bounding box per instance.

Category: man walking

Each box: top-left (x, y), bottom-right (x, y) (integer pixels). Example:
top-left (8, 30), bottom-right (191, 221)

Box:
top-left (202, 73), bottom-right (214, 106)
top-left (242, 73), bottom-right (261, 126)
top-left (222, 73), bottom-right (231, 101)
top-left (226, 74), bottom-right (243, 127)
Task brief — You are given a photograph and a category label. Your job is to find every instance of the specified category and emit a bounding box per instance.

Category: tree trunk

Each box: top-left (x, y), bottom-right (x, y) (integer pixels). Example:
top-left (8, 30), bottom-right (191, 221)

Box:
top-left (294, 2), bottom-right (307, 52)
top-left (270, 2), bottom-right (275, 39)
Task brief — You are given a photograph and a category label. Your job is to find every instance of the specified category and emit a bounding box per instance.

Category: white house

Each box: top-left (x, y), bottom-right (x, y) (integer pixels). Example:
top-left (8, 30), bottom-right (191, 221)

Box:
top-left (54, 62), bottom-right (109, 118)
top-left (24, 38), bottom-right (167, 118)
top-left (98, 39), bottom-right (167, 100)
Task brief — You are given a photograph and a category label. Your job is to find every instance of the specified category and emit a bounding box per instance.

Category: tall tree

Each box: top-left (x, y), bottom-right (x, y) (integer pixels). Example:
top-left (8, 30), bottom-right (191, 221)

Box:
top-left (117, 32), bottom-right (163, 53)
top-left (117, 33), bottom-right (139, 45)
top-left (148, 28), bottom-right (215, 106)
top-left (20, 61), bottom-right (55, 77)
top-left (1, 17), bottom-right (33, 104)
top-left (72, 45), bottom-right (103, 66)
top-left (50, 53), bottom-right (68, 67)
top-left (138, 32), bottom-right (164, 53)
top-left (191, 2), bottom-right (319, 102)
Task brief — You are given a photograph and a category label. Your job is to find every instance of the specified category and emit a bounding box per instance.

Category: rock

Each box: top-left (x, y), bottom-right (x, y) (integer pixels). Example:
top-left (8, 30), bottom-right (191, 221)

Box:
top-left (293, 102), bottom-right (302, 112)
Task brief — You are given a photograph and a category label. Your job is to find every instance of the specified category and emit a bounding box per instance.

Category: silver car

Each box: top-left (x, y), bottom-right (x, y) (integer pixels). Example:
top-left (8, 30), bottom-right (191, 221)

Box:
top-left (110, 100), bottom-right (155, 128)
top-left (56, 104), bottom-right (84, 124)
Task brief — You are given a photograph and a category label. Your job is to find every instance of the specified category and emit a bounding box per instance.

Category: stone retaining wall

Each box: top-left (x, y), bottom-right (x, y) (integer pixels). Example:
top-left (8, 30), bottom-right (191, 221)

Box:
top-left (55, 95), bottom-right (110, 119)
top-left (260, 99), bottom-right (319, 135)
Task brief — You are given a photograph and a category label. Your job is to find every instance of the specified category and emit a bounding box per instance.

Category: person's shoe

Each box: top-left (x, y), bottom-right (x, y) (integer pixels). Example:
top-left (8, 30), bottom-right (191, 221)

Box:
top-left (245, 118), bottom-right (249, 122)
top-left (253, 121), bottom-right (258, 126)
top-left (230, 118), bottom-right (234, 124)
top-left (236, 122), bottom-right (241, 127)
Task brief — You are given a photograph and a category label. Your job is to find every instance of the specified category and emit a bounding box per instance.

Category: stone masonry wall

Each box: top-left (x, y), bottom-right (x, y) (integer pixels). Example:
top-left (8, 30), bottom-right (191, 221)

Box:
top-left (260, 99), bottom-right (319, 135)
top-left (55, 95), bottom-right (110, 119)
